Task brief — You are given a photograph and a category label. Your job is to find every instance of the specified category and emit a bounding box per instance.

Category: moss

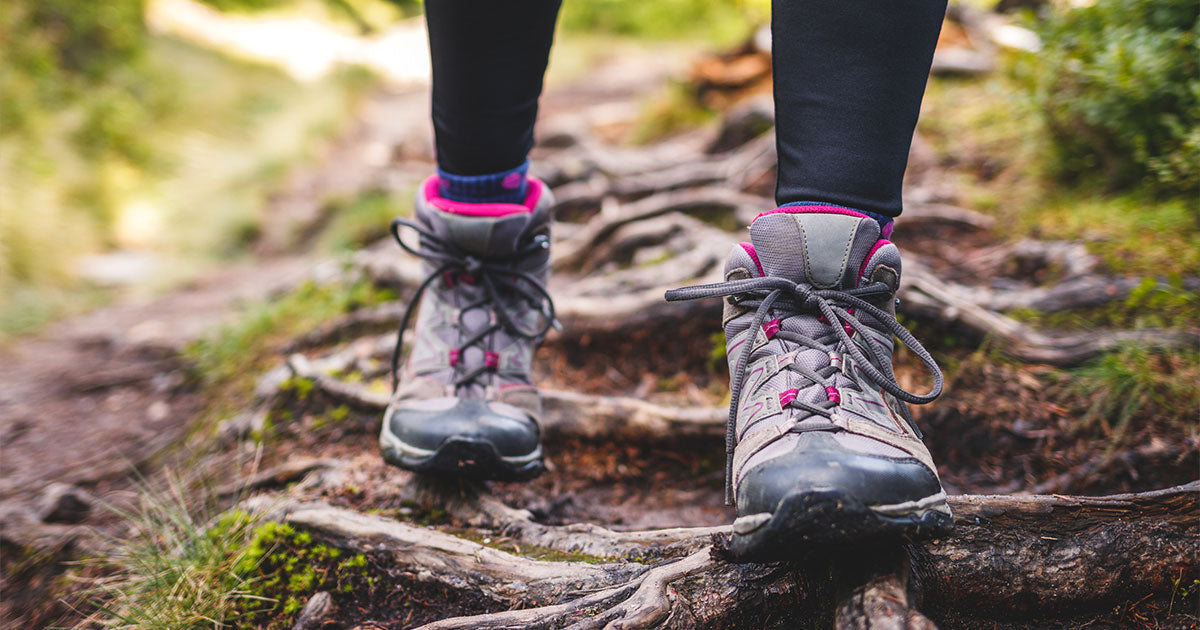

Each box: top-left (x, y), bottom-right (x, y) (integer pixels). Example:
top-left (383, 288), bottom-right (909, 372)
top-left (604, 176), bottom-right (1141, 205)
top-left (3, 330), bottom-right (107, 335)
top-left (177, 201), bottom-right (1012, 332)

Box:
top-left (310, 404), bottom-right (352, 431)
top-left (233, 521), bottom-right (379, 629)
top-left (279, 376), bottom-right (315, 400)
top-left (708, 330), bottom-right (728, 371)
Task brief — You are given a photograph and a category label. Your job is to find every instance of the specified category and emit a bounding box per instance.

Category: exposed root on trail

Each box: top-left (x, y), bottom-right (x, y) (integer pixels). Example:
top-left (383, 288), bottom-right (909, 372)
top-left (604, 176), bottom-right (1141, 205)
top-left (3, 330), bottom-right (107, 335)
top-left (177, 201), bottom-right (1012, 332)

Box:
top-left (246, 480), bottom-right (1197, 628)
top-left (284, 353), bottom-right (725, 440)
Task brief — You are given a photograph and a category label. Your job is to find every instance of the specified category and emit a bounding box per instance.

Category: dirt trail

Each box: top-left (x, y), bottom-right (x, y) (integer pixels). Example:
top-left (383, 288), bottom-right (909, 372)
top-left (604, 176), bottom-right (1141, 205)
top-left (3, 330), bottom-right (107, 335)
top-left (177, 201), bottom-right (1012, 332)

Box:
top-left (0, 257), bottom-right (313, 505)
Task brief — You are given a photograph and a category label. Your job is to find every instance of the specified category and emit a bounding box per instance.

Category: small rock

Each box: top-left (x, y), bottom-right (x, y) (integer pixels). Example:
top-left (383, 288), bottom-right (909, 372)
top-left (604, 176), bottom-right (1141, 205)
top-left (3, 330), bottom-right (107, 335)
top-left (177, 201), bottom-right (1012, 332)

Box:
top-left (148, 400), bottom-right (170, 422)
top-left (292, 591), bottom-right (333, 630)
top-left (36, 483), bottom-right (94, 524)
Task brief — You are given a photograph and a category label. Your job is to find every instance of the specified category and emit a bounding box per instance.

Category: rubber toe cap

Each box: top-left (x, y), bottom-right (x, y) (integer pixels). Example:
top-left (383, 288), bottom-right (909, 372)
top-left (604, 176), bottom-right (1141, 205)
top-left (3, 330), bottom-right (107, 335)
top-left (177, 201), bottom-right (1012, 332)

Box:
top-left (736, 433), bottom-right (942, 516)
top-left (386, 397), bottom-right (540, 458)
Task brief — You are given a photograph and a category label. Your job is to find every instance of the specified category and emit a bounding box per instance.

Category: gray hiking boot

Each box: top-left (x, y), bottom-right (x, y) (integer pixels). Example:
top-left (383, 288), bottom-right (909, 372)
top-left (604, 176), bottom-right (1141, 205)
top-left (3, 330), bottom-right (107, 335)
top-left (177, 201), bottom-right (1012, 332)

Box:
top-left (666, 206), bottom-right (952, 560)
top-left (380, 175), bottom-right (555, 481)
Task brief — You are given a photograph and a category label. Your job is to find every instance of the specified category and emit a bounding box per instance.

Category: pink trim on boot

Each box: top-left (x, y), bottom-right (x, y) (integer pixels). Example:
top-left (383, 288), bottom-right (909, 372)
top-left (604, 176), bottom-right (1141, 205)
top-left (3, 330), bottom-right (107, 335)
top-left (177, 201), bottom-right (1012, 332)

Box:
top-left (857, 239), bottom-right (892, 284)
top-left (422, 175), bottom-right (543, 217)
top-left (751, 205), bottom-right (871, 224)
top-left (739, 242), bottom-right (765, 276)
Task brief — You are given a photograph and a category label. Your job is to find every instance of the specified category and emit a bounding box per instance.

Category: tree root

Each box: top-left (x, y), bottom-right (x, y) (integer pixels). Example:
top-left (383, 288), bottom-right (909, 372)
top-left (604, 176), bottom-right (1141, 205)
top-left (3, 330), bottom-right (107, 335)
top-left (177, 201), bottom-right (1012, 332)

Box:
top-left (401, 475), bottom-right (721, 560)
top-left (335, 205), bottom-right (1195, 368)
top-left (284, 354), bottom-right (725, 439)
top-left (249, 482), bottom-right (1197, 628)
top-left (901, 260), bottom-right (1200, 365)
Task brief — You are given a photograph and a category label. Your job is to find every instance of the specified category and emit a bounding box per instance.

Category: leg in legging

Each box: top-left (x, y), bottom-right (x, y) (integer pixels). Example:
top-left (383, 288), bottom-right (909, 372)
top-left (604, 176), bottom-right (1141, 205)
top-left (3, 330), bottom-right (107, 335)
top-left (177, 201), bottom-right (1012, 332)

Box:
top-left (771, 0), bottom-right (947, 220)
top-left (424, 0), bottom-right (562, 202)
top-left (659, 1), bottom-right (956, 559)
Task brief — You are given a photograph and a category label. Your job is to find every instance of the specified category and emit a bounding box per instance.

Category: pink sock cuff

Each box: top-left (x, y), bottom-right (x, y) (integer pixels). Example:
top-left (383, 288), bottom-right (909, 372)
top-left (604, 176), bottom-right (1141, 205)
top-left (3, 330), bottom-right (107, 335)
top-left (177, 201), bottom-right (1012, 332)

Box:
top-left (422, 175), bottom-right (543, 217)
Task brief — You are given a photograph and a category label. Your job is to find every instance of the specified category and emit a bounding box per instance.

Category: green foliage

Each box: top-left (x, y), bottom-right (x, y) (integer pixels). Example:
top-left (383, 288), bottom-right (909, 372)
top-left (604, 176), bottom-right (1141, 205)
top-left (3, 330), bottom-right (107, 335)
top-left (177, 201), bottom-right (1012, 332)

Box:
top-left (0, 0), bottom-right (377, 336)
top-left (1017, 0), bottom-right (1200, 194)
top-left (82, 483), bottom-right (265, 628)
top-left (628, 80), bottom-right (719, 144)
top-left (83, 476), bottom-right (378, 629)
top-left (560, 0), bottom-right (768, 44)
top-left (1019, 192), bottom-right (1200, 277)
top-left (1064, 345), bottom-right (1200, 438)
top-left (920, 73), bottom-right (1199, 282)
top-left (196, 0), bottom-right (291, 12)
top-left (234, 522), bottom-right (376, 627)
top-left (0, 0), bottom-right (162, 293)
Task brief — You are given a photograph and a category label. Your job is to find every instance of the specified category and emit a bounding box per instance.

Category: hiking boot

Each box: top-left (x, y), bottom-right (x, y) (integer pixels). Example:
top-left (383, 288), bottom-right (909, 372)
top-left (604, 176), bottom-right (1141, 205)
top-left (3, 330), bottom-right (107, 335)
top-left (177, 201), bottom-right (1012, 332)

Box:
top-left (379, 175), bottom-right (555, 481)
top-left (666, 205), bottom-right (952, 560)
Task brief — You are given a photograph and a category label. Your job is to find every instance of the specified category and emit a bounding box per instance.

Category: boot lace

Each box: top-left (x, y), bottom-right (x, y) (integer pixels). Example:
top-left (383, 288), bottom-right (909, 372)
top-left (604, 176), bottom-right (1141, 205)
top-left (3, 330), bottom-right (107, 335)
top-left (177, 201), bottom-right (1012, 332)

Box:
top-left (665, 275), bottom-right (942, 501)
top-left (389, 218), bottom-right (555, 392)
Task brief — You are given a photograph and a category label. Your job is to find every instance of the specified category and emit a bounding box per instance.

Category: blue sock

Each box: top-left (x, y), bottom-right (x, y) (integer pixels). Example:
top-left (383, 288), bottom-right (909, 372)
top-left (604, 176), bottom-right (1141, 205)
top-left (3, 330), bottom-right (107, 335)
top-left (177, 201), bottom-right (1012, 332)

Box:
top-left (780, 200), bottom-right (894, 233)
top-left (437, 160), bottom-right (529, 204)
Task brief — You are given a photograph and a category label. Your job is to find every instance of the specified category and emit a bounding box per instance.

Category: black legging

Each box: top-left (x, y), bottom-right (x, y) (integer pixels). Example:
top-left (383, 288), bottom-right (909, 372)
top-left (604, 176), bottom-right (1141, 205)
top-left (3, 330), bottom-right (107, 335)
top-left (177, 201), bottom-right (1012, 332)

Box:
top-left (425, 0), bottom-right (946, 218)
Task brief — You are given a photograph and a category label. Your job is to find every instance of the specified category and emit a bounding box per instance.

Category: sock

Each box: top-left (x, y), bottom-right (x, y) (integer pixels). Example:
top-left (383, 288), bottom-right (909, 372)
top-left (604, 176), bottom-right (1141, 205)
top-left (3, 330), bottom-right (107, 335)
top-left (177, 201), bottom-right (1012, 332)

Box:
top-left (780, 200), bottom-right (895, 236)
top-left (437, 160), bottom-right (529, 204)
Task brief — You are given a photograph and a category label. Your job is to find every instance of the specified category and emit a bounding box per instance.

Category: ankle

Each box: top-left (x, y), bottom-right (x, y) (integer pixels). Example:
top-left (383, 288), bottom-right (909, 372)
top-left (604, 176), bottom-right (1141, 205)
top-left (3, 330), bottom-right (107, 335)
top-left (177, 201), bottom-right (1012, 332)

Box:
top-left (437, 160), bottom-right (529, 204)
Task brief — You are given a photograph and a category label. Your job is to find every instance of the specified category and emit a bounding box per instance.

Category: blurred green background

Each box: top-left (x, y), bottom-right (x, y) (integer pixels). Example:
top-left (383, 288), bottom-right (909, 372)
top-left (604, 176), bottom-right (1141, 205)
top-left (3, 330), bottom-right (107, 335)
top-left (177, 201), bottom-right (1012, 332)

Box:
top-left (1, 0), bottom-right (1196, 337)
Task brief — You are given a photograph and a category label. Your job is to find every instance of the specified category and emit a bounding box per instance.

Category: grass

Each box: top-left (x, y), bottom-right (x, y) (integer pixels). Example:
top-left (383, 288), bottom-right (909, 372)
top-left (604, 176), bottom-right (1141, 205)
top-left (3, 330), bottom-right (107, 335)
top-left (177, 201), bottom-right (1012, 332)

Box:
top-left (78, 478), bottom-right (267, 628)
top-left (627, 80), bottom-right (720, 145)
top-left (1061, 345), bottom-right (1200, 438)
top-left (558, 0), bottom-right (767, 47)
top-left (917, 63), bottom-right (1199, 443)
top-left (76, 472), bottom-right (384, 628)
top-left (1009, 277), bottom-right (1199, 330)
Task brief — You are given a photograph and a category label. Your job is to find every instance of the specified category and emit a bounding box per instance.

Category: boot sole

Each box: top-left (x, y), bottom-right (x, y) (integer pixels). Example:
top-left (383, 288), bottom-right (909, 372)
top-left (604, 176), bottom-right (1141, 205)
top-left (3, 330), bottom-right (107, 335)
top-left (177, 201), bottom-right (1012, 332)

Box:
top-left (727, 487), bottom-right (953, 562)
top-left (380, 427), bottom-right (545, 482)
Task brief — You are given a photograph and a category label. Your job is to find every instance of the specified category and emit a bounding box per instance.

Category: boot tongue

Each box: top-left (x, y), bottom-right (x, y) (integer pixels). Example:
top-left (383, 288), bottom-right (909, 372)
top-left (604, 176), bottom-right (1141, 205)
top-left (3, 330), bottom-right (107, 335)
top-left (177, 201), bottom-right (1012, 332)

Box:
top-left (747, 207), bottom-right (882, 290)
top-left (416, 177), bottom-right (548, 259)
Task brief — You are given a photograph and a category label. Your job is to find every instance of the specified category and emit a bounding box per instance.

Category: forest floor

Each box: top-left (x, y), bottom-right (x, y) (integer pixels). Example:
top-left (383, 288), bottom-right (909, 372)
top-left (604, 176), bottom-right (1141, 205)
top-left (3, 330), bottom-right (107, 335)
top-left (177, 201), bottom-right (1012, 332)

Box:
top-left (1, 37), bottom-right (1197, 630)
